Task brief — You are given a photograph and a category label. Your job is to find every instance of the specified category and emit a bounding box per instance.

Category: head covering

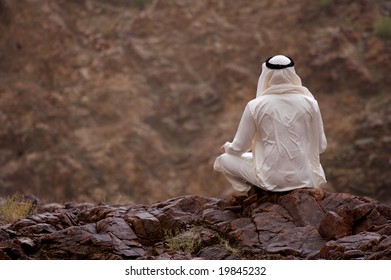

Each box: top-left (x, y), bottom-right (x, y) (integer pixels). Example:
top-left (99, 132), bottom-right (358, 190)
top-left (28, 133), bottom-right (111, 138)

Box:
top-left (265, 55), bottom-right (295, 69)
top-left (256, 55), bottom-right (313, 98)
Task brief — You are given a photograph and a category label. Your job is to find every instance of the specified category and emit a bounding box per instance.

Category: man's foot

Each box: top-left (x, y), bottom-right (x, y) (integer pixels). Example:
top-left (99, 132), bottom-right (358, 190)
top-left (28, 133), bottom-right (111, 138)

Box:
top-left (247, 185), bottom-right (267, 197)
top-left (247, 185), bottom-right (258, 197)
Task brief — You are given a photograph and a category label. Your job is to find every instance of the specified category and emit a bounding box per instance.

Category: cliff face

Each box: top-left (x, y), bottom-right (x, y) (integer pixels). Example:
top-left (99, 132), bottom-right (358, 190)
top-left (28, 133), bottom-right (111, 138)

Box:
top-left (0, 0), bottom-right (390, 204)
top-left (1, 189), bottom-right (391, 260)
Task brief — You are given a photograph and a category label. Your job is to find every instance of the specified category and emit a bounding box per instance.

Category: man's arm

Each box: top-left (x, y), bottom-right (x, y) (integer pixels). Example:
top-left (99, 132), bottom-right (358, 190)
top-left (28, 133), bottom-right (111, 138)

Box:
top-left (222, 103), bottom-right (256, 155)
top-left (314, 103), bottom-right (327, 154)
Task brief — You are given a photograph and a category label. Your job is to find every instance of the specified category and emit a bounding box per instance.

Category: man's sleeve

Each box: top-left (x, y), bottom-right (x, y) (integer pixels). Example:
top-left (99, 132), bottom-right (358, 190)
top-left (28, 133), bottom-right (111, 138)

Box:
top-left (224, 103), bottom-right (256, 155)
top-left (315, 104), bottom-right (327, 154)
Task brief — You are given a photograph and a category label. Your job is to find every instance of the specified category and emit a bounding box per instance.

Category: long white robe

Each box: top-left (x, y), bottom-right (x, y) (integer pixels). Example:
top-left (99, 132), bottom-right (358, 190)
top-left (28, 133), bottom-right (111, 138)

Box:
top-left (214, 57), bottom-right (327, 192)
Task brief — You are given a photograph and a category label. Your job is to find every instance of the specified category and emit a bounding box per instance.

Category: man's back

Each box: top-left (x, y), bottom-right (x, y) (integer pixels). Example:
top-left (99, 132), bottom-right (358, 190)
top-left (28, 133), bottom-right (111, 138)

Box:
top-left (248, 93), bottom-right (325, 191)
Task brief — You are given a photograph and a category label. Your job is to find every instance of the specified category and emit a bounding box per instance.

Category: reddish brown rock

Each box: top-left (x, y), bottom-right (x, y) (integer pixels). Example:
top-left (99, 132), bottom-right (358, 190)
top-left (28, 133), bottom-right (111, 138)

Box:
top-left (0, 189), bottom-right (391, 260)
top-left (318, 211), bottom-right (352, 240)
top-left (319, 232), bottom-right (382, 259)
top-left (278, 188), bottom-right (326, 227)
top-left (128, 211), bottom-right (163, 246)
top-left (228, 218), bottom-right (259, 248)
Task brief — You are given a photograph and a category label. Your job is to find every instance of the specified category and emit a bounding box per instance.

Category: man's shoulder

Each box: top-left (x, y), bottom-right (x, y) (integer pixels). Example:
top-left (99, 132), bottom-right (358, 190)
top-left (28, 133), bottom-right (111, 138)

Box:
top-left (248, 94), bottom-right (318, 110)
top-left (247, 97), bottom-right (261, 109)
top-left (247, 95), bottom-right (277, 105)
top-left (248, 96), bottom-right (267, 104)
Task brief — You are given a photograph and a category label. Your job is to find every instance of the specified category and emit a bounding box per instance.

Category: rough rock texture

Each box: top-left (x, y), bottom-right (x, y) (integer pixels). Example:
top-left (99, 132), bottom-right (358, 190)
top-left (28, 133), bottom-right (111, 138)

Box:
top-left (1, 189), bottom-right (391, 260)
top-left (0, 0), bottom-right (390, 205)
top-left (329, 97), bottom-right (391, 203)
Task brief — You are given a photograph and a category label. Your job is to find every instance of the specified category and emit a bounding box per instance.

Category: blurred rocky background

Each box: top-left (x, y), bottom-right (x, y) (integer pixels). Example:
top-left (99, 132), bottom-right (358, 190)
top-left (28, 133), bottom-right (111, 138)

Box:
top-left (0, 0), bottom-right (390, 204)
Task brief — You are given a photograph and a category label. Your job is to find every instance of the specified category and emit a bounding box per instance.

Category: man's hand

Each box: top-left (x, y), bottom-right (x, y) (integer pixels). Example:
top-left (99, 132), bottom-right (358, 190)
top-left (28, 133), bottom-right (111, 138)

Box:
top-left (220, 144), bottom-right (225, 153)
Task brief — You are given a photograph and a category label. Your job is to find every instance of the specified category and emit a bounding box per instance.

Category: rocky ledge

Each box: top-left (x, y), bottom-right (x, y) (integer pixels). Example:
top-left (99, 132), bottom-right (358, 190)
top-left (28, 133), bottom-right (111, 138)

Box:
top-left (1, 188), bottom-right (391, 260)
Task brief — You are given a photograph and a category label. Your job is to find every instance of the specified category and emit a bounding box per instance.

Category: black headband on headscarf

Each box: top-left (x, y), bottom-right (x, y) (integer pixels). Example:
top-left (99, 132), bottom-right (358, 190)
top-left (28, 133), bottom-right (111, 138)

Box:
top-left (265, 56), bottom-right (295, 69)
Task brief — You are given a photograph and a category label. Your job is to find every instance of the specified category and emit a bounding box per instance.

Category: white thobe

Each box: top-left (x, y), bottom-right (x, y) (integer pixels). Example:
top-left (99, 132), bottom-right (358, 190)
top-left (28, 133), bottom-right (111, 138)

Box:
top-left (214, 86), bottom-right (327, 192)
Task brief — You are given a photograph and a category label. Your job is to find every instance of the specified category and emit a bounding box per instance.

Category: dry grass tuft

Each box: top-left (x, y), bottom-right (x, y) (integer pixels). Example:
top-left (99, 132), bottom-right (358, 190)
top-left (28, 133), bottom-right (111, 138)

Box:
top-left (0, 195), bottom-right (36, 225)
top-left (164, 228), bottom-right (202, 254)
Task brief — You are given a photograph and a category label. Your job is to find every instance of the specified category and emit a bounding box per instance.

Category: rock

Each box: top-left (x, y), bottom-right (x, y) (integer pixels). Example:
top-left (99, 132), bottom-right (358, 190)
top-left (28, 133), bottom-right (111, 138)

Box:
top-left (318, 211), bottom-right (352, 240)
top-left (16, 237), bottom-right (35, 253)
top-left (319, 232), bottom-right (382, 259)
top-left (367, 235), bottom-right (391, 259)
top-left (278, 188), bottom-right (326, 227)
top-left (228, 218), bottom-right (259, 247)
top-left (0, 189), bottom-right (391, 260)
top-left (266, 227), bottom-right (325, 258)
top-left (197, 244), bottom-right (239, 260)
top-left (127, 211), bottom-right (163, 245)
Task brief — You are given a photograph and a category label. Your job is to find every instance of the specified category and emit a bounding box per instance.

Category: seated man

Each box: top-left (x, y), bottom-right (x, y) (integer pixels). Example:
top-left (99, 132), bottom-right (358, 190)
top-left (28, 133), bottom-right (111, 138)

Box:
top-left (214, 55), bottom-right (327, 195)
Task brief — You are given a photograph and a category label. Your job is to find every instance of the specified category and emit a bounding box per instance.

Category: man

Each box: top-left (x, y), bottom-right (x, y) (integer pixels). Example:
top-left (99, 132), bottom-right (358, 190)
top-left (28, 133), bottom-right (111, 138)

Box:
top-left (214, 55), bottom-right (327, 195)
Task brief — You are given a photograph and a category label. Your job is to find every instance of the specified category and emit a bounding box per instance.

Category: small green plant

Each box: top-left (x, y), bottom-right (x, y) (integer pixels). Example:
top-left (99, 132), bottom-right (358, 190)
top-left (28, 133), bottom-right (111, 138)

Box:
top-left (319, 0), bottom-right (334, 7)
top-left (129, 0), bottom-right (153, 10)
top-left (374, 16), bottom-right (391, 39)
top-left (0, 195), bottom-right (36, 224)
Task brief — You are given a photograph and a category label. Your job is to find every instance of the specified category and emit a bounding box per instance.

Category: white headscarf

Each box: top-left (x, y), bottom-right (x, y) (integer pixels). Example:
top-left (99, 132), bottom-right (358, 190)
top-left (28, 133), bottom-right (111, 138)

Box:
top-left (256, 55), bottom-right (314, 98)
